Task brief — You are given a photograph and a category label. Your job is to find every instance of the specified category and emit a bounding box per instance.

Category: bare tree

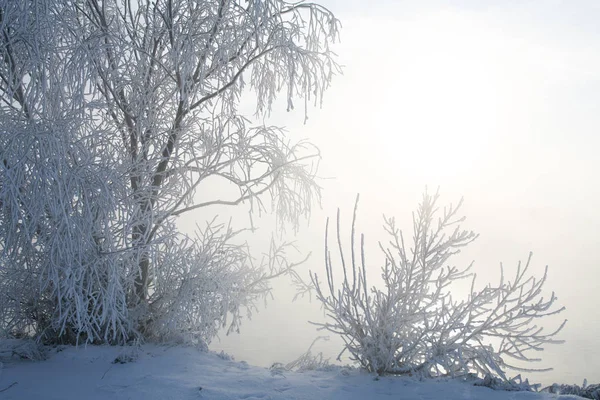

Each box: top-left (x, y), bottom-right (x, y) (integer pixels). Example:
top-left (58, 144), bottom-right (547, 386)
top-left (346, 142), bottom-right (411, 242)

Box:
top-left (311, 191), bottom-right (566, 380)
top-left (0, 0), bottom-right (339, 344)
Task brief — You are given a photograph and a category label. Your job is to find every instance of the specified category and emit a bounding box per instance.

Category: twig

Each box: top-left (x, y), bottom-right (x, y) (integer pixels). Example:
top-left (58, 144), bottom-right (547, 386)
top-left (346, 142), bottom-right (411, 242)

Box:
top-left (101, 365), bottom-right (113, 380)
top-left (0, 381), bottom-right (18, 393)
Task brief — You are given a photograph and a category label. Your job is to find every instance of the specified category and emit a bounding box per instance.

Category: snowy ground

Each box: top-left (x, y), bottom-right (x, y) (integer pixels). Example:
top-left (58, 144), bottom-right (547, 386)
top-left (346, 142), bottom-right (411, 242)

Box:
top-left (0, 343), bottom-right (580, 400)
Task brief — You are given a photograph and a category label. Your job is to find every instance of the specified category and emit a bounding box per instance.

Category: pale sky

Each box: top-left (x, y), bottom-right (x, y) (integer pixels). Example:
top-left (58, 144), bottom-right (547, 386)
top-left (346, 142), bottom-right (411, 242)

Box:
top-left (182, 1), bottom-right (600, 386)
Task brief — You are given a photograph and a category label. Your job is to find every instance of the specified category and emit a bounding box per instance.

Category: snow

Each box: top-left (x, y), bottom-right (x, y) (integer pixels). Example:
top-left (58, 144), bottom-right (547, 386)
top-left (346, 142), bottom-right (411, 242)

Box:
top-left (0, 344), bottom-right (579, 400)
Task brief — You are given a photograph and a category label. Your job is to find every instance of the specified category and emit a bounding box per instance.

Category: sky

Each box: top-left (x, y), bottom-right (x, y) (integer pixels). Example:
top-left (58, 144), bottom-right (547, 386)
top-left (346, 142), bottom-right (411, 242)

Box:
top-left (181, 0), bottom-right (600, 386)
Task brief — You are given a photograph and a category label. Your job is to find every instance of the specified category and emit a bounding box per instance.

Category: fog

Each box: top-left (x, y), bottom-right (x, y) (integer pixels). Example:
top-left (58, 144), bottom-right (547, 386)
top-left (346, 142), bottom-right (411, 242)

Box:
top-left (180, 1), bottom-right (600, 386)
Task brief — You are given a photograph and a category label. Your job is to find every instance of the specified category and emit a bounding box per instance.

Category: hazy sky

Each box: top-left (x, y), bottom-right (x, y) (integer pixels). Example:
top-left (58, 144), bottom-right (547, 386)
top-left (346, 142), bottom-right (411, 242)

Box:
top-left (181, 1), bottom-right (600, 386)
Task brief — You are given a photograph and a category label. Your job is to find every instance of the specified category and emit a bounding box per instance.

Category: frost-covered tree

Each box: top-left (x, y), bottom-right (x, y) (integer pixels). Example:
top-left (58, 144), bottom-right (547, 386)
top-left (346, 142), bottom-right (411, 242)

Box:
top-left (0, 119), bottom-right (132, 343)
top-left (311, 191), bottom-right (566, 380)
top-left (0, 0), bottom-right (339, 344)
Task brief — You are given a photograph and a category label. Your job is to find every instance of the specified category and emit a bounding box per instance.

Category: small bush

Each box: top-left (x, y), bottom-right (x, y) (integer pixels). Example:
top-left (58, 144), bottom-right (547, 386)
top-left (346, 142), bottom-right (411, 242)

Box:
top-left (311, 190), bottom-right (566, 380)
top-left (112, 345), bottom-right (141, 364)
top-left (285, 336), bottom-right (331, 372)
top-left (473, 373), bottom-right (539, 392)
top-left (0, 339), bottom-right (47, 362)
top-left (542, 382), bottom-right (600, 399)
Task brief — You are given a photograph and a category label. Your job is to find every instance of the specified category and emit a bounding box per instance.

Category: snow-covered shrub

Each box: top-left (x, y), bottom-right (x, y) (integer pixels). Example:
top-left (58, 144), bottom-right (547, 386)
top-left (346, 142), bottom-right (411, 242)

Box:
top-left (0, 339), bottom-right (47, 361)
top-left (269, 362), bottom-right (288, 377)
top-left (542, 381), bottom-right (600, 399)
top-left (112, 345), bottom-right (141, 364)
top-left (473, 373), bottom-right (539, 392)
top-left (284, 336), bottom-right (331, 372)
top-left (216, 350), bottom-right (234, 361)
top-left (311, 190), bottom-right (566, 379)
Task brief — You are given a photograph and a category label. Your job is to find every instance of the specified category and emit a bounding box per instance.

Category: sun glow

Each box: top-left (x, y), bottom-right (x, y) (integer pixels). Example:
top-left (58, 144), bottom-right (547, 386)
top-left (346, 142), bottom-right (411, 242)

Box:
top-left (323, 12), bottom-right (526, 186)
